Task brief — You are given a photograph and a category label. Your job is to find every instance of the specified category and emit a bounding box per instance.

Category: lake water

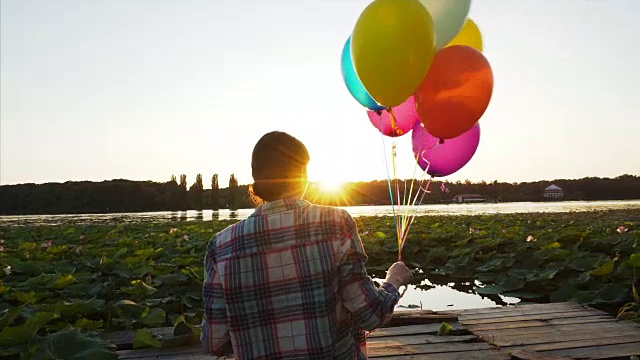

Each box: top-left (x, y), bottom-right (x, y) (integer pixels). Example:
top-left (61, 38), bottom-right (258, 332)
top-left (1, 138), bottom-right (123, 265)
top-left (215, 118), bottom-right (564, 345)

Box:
top-left (2, 200), bottom-right (638, 310)
top-left (2, 200), bottom-right (639, 227)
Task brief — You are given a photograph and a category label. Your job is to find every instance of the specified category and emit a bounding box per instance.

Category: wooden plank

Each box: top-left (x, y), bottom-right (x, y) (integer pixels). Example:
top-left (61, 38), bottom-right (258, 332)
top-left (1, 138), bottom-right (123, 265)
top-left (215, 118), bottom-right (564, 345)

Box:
top-left (459, 307), bottom-right (604, 321)
top-left (389, 310), bottom-right (458, 325)
top-left (157, 355), bottom-right (214, 360)
top-left (541, 342), bottom-right (640, 359)
top-left (465, 315), bottom-right (615, 331)
top-left (369, 322), bottom-right (465, 338)
top-left (455, 302), bottom-right (583, 316)
top-left (479, 328), bottom-right (640, 347)
top-left (118, 346), bottom-right (205, 359)
top-left (104, 327), bottom-right (175, 349)
top-left (370, 349), bottom-right (510, 359)
top-left (367, 341), bottom-right (493, 357)
top-left (508, 349), bottom-right (573, 360)
top-left (459, 310), bottom-right (603, 325)
top-left (508, 336), bottom-right (640, 352)
top-left (369, 334), bottom-right (477, 345)
top-left (473, 321), bottom-right (639, 339)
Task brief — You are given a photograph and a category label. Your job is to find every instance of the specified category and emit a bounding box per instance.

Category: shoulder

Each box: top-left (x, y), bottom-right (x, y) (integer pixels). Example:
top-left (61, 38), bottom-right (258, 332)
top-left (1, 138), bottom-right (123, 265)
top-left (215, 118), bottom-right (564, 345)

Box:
top-left (304, 203), bottom-right (354, 223)
top-left (207, 219), bottom-right (247, 252)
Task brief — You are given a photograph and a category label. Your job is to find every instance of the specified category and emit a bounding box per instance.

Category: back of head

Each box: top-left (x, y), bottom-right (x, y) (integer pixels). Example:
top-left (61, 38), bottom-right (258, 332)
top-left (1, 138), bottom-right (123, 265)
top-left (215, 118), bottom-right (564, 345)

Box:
top-left (250, 131), bottom-right (310, 203)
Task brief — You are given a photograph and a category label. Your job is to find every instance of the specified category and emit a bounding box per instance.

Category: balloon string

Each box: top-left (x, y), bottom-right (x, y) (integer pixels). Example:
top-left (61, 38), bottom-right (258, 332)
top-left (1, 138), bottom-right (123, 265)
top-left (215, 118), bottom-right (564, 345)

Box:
top-left (387, 110), bottom-right (403, 259)
top-left (379, 113), bottom-right (401, 260)
top-left (387, 107), bottom-right (411, 258)
top-left (402, 130), bottom-right (441, 249)
top-left (390, 140), bottom-right (402, 256)
top-left (386, 107), bottom-right (401, 137)
top-left (398, 159), bottom-right (431, 254)
top-left (400, 177), bottom-right (432, 252)
top-left (399, 140), bottom-right (426, 244)
top-left (397, 124), bottom-right (430, 257)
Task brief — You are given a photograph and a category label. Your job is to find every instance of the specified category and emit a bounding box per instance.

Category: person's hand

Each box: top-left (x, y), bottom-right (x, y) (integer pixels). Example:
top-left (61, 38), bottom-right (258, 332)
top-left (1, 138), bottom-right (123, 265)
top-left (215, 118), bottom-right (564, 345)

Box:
top-left (385, 261), bottom-right (412, 290)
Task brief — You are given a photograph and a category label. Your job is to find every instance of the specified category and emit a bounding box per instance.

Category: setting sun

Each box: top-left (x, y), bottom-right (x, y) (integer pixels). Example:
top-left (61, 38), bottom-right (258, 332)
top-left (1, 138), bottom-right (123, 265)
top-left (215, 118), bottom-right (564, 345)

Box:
top-left (304, 166), bottom-right (353, 205)
top-left (307, 157), bottom-right (351, 198)
top-left (317, 178), bottom-right (346, 194)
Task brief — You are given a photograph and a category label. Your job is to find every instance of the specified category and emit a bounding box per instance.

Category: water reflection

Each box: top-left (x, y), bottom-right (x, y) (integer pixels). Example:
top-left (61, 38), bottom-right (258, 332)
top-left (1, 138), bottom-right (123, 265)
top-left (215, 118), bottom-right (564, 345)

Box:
top-left (372, 275), bottom-right (521, 311)
top-left (395, 281), bottom-right (520, 311)
top-left (1, 200), bottom-right (639, 227)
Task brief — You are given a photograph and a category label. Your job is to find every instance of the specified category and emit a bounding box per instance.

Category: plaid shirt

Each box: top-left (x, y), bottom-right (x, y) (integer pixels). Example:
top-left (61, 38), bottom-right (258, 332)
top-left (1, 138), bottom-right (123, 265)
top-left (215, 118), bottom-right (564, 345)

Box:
top-left (201, 198), bottom-right (400, 359)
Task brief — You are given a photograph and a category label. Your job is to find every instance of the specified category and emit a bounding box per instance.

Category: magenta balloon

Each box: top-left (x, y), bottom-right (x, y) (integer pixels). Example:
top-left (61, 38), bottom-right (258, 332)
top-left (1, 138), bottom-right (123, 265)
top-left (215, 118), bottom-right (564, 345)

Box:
top-left (412, 122), bottom-right (480, 177)
top-left (367, 96), bottom-right (419, 137)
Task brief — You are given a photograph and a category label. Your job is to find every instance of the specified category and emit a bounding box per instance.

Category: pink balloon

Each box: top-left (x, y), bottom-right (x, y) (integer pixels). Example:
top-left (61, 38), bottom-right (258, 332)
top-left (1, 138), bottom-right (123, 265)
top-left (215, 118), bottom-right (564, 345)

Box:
top-left (367, 96), bottom-right (419, 137)
top-left (412, 122), bottom-right (480, 177)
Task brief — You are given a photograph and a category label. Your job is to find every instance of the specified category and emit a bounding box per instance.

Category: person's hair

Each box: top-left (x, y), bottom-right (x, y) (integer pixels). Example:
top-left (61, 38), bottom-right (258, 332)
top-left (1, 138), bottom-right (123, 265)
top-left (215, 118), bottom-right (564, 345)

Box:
top-left (249, 131), bottom-right (310, 204)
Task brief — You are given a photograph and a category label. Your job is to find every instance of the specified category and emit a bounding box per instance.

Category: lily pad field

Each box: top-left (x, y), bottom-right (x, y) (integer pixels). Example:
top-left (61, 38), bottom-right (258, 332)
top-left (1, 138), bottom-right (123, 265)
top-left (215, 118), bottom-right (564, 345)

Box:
top-left (1, 209), bottom-right (639, 359)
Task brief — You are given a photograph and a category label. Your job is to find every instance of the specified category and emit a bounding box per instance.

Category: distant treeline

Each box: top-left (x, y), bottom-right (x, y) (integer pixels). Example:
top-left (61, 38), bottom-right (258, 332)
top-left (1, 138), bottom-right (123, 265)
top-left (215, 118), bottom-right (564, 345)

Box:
top-left (0, 174), bottom-right (638, 215)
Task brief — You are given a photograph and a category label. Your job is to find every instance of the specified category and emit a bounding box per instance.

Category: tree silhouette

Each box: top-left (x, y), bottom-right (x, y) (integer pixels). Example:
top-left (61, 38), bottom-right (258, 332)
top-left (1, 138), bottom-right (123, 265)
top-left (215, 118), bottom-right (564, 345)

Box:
top-left (179, 174), bottom-right (188, 210)
top-left (211, 174), bottom-right (220, 210)
top-left (228, 174), bottom-right (239, 210)
top-left (168, 175), bottom-right (180, 210)
top-left (0, 175), bottom-right (639, 215)
top-left (188, 174), bottom-right (204, 210)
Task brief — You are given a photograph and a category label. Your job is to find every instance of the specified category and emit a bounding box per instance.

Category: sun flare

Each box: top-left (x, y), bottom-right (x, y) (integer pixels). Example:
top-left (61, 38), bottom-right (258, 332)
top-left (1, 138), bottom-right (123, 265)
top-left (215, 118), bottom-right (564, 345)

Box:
top-left (316, 178), bottom-right (346, 194)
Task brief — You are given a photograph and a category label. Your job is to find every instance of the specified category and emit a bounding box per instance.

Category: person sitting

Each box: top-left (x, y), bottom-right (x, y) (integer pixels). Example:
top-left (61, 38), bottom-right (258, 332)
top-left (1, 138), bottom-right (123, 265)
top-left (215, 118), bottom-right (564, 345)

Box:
top-left (201, 131), bottom-right (412, 359)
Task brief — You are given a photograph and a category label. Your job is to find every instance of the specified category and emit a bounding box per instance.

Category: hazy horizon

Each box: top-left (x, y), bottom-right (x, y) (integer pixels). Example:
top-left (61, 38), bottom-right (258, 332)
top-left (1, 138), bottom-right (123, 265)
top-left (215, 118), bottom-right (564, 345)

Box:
top-left (2, 1), bottom-right (639, 187)
top-left (2, 173), bottom-right (637, 189)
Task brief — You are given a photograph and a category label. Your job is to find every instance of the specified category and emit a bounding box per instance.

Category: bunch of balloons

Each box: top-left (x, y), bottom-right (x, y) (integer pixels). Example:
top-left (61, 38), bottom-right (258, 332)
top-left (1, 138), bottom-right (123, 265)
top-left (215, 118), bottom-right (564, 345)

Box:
top-left (341, 0), bottom-right (492, 178)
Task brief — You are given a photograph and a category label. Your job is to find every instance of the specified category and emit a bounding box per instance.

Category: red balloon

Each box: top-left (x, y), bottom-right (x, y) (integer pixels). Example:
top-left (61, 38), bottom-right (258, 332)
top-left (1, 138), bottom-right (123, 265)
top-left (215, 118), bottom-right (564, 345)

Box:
top-left (415, 45), bottom-right (493, 139)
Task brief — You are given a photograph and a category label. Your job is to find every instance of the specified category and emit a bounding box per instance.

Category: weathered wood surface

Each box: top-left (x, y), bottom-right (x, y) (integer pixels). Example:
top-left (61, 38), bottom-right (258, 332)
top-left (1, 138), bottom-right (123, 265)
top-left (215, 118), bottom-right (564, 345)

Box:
top-left (114, 302), bottom-right (640, 359)
top-left (458, 302), bottom-right (640, 360)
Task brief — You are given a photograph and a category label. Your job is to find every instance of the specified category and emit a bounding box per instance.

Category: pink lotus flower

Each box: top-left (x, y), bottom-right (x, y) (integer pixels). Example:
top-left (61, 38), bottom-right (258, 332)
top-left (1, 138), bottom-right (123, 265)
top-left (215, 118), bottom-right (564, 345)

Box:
top-left (617, 226), bottom-right (627, 234)
top-left (169, 228), bottom-right (178, 234)
top-left (41, 240), bottom-right (52, 248)
top-left (526, 235), bottom-right (536, 242)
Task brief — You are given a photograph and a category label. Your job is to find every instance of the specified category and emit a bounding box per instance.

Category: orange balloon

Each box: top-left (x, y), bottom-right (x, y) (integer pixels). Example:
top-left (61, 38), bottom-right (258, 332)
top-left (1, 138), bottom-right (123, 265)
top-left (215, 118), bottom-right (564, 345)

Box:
top-left (415, 45), bottom-right (493, 139)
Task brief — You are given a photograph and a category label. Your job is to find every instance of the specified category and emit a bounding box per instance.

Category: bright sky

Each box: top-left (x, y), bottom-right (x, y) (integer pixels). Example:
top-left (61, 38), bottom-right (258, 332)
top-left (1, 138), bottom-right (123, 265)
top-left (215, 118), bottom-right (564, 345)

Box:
top-left (2, 0), bottom-right (639, 188)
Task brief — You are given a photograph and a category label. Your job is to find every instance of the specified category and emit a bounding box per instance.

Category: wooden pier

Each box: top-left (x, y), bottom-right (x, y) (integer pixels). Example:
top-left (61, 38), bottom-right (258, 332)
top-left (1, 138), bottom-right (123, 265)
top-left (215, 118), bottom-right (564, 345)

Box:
top-left (112, 302), bottom-right (640, 359)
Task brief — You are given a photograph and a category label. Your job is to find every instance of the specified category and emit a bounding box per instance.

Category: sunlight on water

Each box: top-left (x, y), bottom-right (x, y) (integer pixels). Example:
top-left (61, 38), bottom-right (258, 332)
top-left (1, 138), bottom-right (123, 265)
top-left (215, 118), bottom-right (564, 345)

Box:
top-left (369, 277), bottom-right (520, 311)
top-left (341, 200), bottom-right (640, 217)
top-left (2, 200), bottom-right (639, 227)
top-left (393, 281), bottom-right (520, 311)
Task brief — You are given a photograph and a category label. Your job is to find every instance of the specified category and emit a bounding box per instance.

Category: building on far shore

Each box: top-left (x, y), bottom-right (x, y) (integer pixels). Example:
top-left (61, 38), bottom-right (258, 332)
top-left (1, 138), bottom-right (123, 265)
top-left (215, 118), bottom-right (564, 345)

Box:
top-left (451, 194), bottom-right (486, 203)
top-left (543, 184), bottom-right (564, 200)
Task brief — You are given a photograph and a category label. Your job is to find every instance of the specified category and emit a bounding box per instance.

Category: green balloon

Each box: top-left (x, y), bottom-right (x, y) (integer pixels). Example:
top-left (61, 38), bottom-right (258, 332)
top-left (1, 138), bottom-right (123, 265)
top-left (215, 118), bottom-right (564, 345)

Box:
top-left (419, 0), bottom-right (471, 50)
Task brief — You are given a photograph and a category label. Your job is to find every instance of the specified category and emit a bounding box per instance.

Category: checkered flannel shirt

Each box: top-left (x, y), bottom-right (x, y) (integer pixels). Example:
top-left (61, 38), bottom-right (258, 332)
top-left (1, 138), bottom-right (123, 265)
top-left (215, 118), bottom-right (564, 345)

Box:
top-left (201, 198), bottom-right (400, 359)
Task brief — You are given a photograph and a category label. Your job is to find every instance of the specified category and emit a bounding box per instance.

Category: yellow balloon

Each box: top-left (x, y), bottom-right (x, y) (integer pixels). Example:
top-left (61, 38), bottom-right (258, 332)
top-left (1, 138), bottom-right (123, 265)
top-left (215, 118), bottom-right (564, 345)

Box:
top-left (351, 0), bottom-right (435, 108)
top-left (446, 18), bottom-right (483, 52)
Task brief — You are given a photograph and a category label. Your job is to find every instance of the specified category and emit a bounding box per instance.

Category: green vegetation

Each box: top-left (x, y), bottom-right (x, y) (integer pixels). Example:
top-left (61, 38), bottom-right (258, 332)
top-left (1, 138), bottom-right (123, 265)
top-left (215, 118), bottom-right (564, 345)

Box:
top-left (0, 209), bottom-right (638, 358)
top-left (361, 209), bottom-right (640, 313)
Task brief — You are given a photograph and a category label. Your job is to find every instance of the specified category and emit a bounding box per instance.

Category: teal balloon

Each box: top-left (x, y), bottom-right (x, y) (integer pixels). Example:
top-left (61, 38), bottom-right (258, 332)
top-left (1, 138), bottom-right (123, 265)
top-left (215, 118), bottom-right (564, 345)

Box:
top-left (340, 37), bottom-right (384, 111)
top-left (419, 0), bottom-right (471, 50)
